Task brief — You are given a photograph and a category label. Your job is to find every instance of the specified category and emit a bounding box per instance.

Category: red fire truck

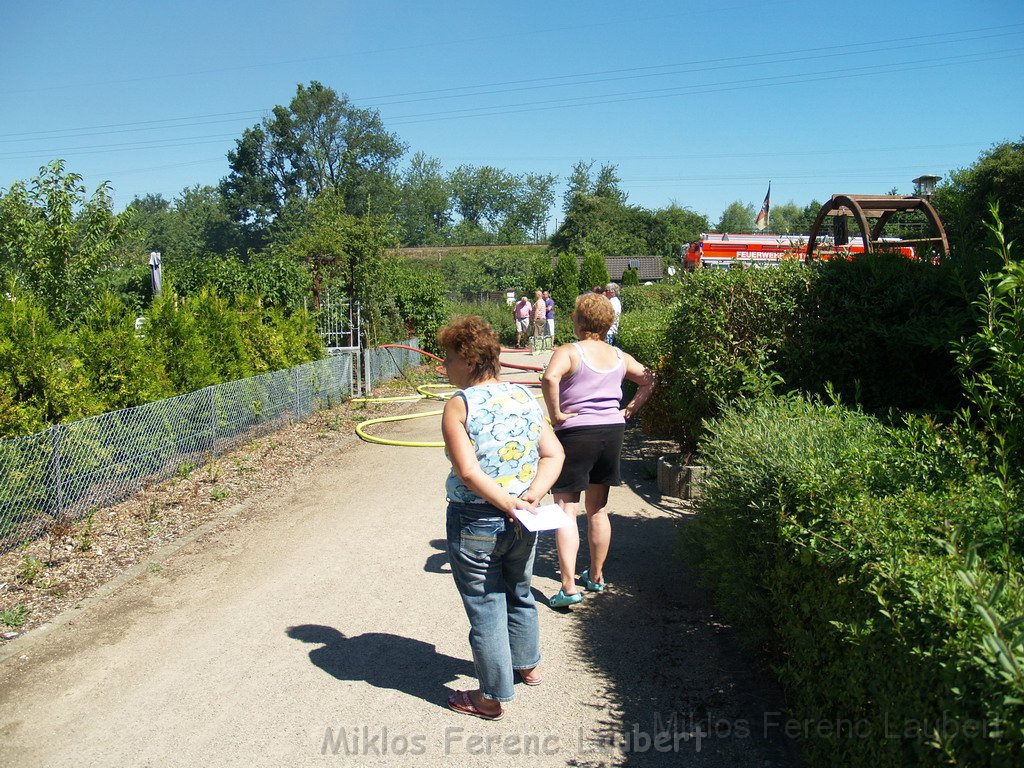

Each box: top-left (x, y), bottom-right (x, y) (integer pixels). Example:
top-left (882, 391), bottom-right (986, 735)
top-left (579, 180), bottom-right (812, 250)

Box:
top-left (683, 233), bottom-right (915, 270)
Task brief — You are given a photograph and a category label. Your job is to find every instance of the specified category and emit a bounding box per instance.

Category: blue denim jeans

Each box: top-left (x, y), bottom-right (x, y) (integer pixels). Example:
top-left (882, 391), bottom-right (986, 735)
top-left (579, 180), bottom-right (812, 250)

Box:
top-left (446, 501), bottom-right (541, 702)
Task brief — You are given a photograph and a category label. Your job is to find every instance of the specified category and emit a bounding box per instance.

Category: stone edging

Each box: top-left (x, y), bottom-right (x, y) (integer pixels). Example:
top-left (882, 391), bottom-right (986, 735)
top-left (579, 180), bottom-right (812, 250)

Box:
top-left (657, 456), bottom-right (706, 500)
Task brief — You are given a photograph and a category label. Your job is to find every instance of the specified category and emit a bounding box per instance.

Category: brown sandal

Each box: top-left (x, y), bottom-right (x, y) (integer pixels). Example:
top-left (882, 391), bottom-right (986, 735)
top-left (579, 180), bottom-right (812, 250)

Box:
top-left (518, 668), bottom-right (542, 686)
top-left (447, 690), bottom-right (505, 721)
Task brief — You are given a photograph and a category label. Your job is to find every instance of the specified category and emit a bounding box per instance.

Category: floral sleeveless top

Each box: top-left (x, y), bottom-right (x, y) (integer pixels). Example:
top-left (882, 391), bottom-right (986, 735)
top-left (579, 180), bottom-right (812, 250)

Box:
top-left (445, 382), bottom-right (545, 504)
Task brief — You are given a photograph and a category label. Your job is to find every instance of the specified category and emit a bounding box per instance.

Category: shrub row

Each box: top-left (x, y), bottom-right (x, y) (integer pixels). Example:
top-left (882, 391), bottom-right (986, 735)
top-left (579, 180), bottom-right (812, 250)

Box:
top-left (620, 255), bottom-right (980, 453)
top-left (693, 395), bottom-right (1023, 767)
top-left (0, 290), bottom-right (323, 439)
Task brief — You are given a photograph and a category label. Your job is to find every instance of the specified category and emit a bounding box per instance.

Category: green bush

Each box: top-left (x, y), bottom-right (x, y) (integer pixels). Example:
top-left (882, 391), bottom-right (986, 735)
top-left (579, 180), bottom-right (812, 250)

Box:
top-left (656, 254), bottom-right (979, 453)
top-left (662, 262), bottom-right (807, 452)
top-left (390, 263), bottom-right (451, 353)
top-left (781, 253), bottom-right (974, 416)
top-left (166, 249), bottom-right (312, 311)
top-left (619, 282), bottom-right (680, 313)
top-left (447, 299), bottom-right (516, 347)
top-left (956, 207), bottom-right (1024, 488)
top-left (694, 395), bottom-right (1024, 767)
top-left (77, 292), bottom-right (173, 410)
top-left (143, 290), bottom-right (219, 393)
top-left (0, 292), bottom-right (98, 437)
top-left (617, 303), bottom-right (675, 436)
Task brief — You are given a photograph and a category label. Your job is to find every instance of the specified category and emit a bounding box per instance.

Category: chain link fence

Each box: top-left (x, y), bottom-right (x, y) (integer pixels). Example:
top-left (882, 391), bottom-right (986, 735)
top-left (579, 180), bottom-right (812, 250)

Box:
top-left (0, 340), bottom-right (424, 552)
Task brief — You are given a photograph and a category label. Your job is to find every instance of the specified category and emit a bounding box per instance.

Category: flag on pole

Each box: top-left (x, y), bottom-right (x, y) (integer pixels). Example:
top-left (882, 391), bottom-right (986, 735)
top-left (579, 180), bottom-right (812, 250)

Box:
top-left (755, 182), bottom-right (771, 231)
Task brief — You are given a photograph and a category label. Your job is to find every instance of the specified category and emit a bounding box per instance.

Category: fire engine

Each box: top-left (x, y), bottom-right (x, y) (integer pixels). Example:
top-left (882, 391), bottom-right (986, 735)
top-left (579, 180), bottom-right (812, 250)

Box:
top-left (683, 233), bottom-right (915, 270)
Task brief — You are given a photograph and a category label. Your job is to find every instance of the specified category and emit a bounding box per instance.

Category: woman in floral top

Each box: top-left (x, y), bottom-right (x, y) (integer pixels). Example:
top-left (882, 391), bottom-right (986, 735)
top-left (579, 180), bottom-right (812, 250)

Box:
top-left (440, 316), bottom-right (563, 721)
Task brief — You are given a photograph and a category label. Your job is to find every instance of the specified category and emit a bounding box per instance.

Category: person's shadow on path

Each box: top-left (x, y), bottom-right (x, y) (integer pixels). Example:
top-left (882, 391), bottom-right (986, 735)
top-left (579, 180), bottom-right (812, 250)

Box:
top-left (423, 539), bottom-right (450, 574)
top-left (286, 625), bottom-right (473, 709)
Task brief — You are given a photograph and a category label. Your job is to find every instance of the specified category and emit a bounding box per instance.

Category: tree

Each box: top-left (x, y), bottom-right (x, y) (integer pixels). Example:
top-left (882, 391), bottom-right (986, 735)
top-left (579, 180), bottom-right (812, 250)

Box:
top-left (621, 267), bottom-right (640, 286)
top-left (0, 160), bottom-right (132, 323)
top-left (563, 160), bottom-right (595, 212)
top-left (449, 165), bottom-right (556, 244)
top-left (129, 186), bottom-right (240, 260)
top-left (503, 172), bottom-right (557, 243)
top-left (276, 188), bottom-right (395, 319)
top-left (77, 292), bottom-right (172, 410)
top-left (441, 254), bottom-right (492, 296)
top-left (562, 160), bottom-right (625, 213)
top-left (530, 251), bottom-right (554, 291)
top-left (933, 139), bottom-right (1024, 258)
top-left (579, 252), bottom-right (609, 291)
top-left (761, 201), bottom-right (809, 236)
top-left (793, 200), bottom-right (823, 235)
top-left (124, 193), bottom-right (173, 253)
top-left (716, 200), bottom-right (756, 233)
top-left (481, 252), bottom-right (534, 295)
top-left (551, 251), bottom-right (580, 325)
top-left (593, 163), bottom-right (627, 203)
top-left (0, 291), bottom-right (96, 436)
top-left (172, 185), bottom-right (239, 257)
top-left (397, 152), bottom-right (451, 246)
top-left (449, 165), bottom-right (514, 235)
top-left (220, 81), bottom-right (406, 248)
top-left (550, 194), bottom-right (647, 257)
top-left (649, 204), bottom-right (711, 258)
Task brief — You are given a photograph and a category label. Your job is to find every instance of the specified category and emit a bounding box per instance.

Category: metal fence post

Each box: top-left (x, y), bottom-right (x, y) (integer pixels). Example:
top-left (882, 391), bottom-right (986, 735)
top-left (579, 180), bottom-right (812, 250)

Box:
top-left (294, 365), bottom-right (302, 418)
top-left (209, 386), bottom-right (218, 459)
top-left (364, 346), bottom-right (373, 395)
top-left (50, 424), bottom-right (66, 520)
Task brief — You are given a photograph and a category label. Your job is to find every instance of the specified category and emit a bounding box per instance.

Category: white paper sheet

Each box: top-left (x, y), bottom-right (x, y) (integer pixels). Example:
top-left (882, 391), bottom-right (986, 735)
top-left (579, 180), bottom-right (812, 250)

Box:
top-left (513, 503), bottom-right (572, 532)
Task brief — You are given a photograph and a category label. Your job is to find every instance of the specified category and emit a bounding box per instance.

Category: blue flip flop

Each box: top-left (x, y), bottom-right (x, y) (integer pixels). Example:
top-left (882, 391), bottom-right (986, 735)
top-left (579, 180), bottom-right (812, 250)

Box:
top-left (581, 568), bottom-right (606, 592)
top-left (548, 588), bottom-right (583, 607)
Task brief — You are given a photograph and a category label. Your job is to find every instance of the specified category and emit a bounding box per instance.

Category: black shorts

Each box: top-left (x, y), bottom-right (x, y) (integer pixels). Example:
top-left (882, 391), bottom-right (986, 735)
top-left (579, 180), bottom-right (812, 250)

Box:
top-left (552, 424), bottom-right (625, 493)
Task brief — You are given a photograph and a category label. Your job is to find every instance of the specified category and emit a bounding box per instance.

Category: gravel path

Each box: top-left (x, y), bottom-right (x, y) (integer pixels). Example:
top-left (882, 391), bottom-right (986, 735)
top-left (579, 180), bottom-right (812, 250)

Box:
top-left (0, 352), bottom-right (800, 767)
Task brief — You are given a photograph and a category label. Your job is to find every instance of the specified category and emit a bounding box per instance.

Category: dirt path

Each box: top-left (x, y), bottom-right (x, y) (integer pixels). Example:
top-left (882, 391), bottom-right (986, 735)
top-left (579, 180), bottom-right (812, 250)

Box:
top-left (0, 352), bottom-right (799, 767)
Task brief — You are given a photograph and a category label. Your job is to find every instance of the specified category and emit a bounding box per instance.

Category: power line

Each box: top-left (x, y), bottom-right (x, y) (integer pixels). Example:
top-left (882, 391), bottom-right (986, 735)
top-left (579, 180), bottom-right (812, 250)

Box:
top-left (359, 25), bottom-right (1024, 107)
top-left (382, 48), bottom-right (1024, 125)
top-left (1, 23), bottom-right (1018, 144)
top-left (0, 2), bottom-right (794, 96)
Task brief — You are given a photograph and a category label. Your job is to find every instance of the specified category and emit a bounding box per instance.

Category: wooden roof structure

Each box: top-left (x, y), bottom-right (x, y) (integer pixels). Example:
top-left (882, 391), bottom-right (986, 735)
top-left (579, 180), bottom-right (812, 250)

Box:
top-left (805, 194), bottom-right (950, 260)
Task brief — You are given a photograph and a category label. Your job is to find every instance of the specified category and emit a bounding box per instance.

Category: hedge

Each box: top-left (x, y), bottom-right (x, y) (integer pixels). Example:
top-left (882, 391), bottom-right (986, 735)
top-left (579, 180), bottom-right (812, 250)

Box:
top-left (693, 395), bottom-right (1024, 767)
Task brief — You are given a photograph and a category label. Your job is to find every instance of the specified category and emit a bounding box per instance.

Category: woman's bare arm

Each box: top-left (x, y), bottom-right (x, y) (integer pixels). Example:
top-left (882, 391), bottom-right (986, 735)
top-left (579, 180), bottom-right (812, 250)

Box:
top-left (620, 353), bottom-right (656, 421)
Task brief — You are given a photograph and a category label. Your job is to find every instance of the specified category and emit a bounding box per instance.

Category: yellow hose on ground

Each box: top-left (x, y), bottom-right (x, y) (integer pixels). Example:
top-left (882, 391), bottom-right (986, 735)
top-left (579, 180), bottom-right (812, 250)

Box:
top-left (354, 409), bottom-right (446, 448)
top-left (353, 344), bottom-right (546, 447)
top-left (354, 389), bottom-right (545, 448)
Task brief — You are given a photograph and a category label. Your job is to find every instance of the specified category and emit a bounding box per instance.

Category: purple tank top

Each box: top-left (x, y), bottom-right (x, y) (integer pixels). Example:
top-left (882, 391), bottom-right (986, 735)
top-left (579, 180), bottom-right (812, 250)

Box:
top-left (555, 343), bottom-right (626, 431)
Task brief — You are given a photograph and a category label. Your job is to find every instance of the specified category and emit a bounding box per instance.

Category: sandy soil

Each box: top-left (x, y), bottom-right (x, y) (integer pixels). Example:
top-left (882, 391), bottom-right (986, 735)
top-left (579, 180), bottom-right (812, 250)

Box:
top-left (0, 351), bottom-right (801, 767)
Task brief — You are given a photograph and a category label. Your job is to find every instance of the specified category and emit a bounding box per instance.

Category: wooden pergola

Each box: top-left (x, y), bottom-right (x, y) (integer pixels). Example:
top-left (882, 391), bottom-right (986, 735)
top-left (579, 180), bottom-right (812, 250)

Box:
top-left (805, 194), bottom-right (950, 260)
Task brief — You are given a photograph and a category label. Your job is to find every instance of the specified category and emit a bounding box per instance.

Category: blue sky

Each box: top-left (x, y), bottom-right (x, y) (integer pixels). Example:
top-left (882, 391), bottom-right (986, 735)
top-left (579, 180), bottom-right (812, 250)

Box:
top-left (3, 0), bottom-right (1023, 229)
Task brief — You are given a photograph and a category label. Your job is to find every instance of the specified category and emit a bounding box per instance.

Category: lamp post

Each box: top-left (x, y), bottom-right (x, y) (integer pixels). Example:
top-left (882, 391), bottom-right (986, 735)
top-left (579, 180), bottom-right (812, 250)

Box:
top-left (913, 175), bottom-right (941, 200)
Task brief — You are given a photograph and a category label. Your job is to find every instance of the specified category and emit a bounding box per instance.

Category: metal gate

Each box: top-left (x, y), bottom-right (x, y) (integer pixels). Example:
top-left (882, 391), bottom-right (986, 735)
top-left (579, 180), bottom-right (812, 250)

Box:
top-left (316, 290), bottom-right (360, 351)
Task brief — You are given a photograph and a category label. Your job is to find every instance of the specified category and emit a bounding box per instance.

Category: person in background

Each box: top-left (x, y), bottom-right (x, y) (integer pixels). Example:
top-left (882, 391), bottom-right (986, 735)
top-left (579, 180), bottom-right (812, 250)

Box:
top-left (440, 316), bottom-right (564, 720)
top-left (541, 292), bottom-right (655, 607)
top-left (592, 285), bottom-right (604, 294)
top-left (543, 290), bottom-right (555, 340)
top-left (532, 290), bottom-right (546, 350)
top-left (604, 283), bottom-right (622, 346)
top-left (513, 295), bottom-right (531, 348)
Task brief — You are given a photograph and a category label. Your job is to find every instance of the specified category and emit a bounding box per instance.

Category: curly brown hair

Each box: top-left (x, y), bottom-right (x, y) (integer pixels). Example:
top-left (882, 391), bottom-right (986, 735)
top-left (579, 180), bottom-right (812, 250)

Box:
top-left (437, 316), bottom-right (502, 383)
top-left (572, 292), bottom-right (615, 337)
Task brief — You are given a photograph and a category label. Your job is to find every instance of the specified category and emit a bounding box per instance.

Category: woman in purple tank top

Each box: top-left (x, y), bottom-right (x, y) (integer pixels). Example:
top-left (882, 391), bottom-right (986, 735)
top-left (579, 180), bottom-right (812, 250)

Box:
top-left (540, 293), bottom-right (656, 607)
